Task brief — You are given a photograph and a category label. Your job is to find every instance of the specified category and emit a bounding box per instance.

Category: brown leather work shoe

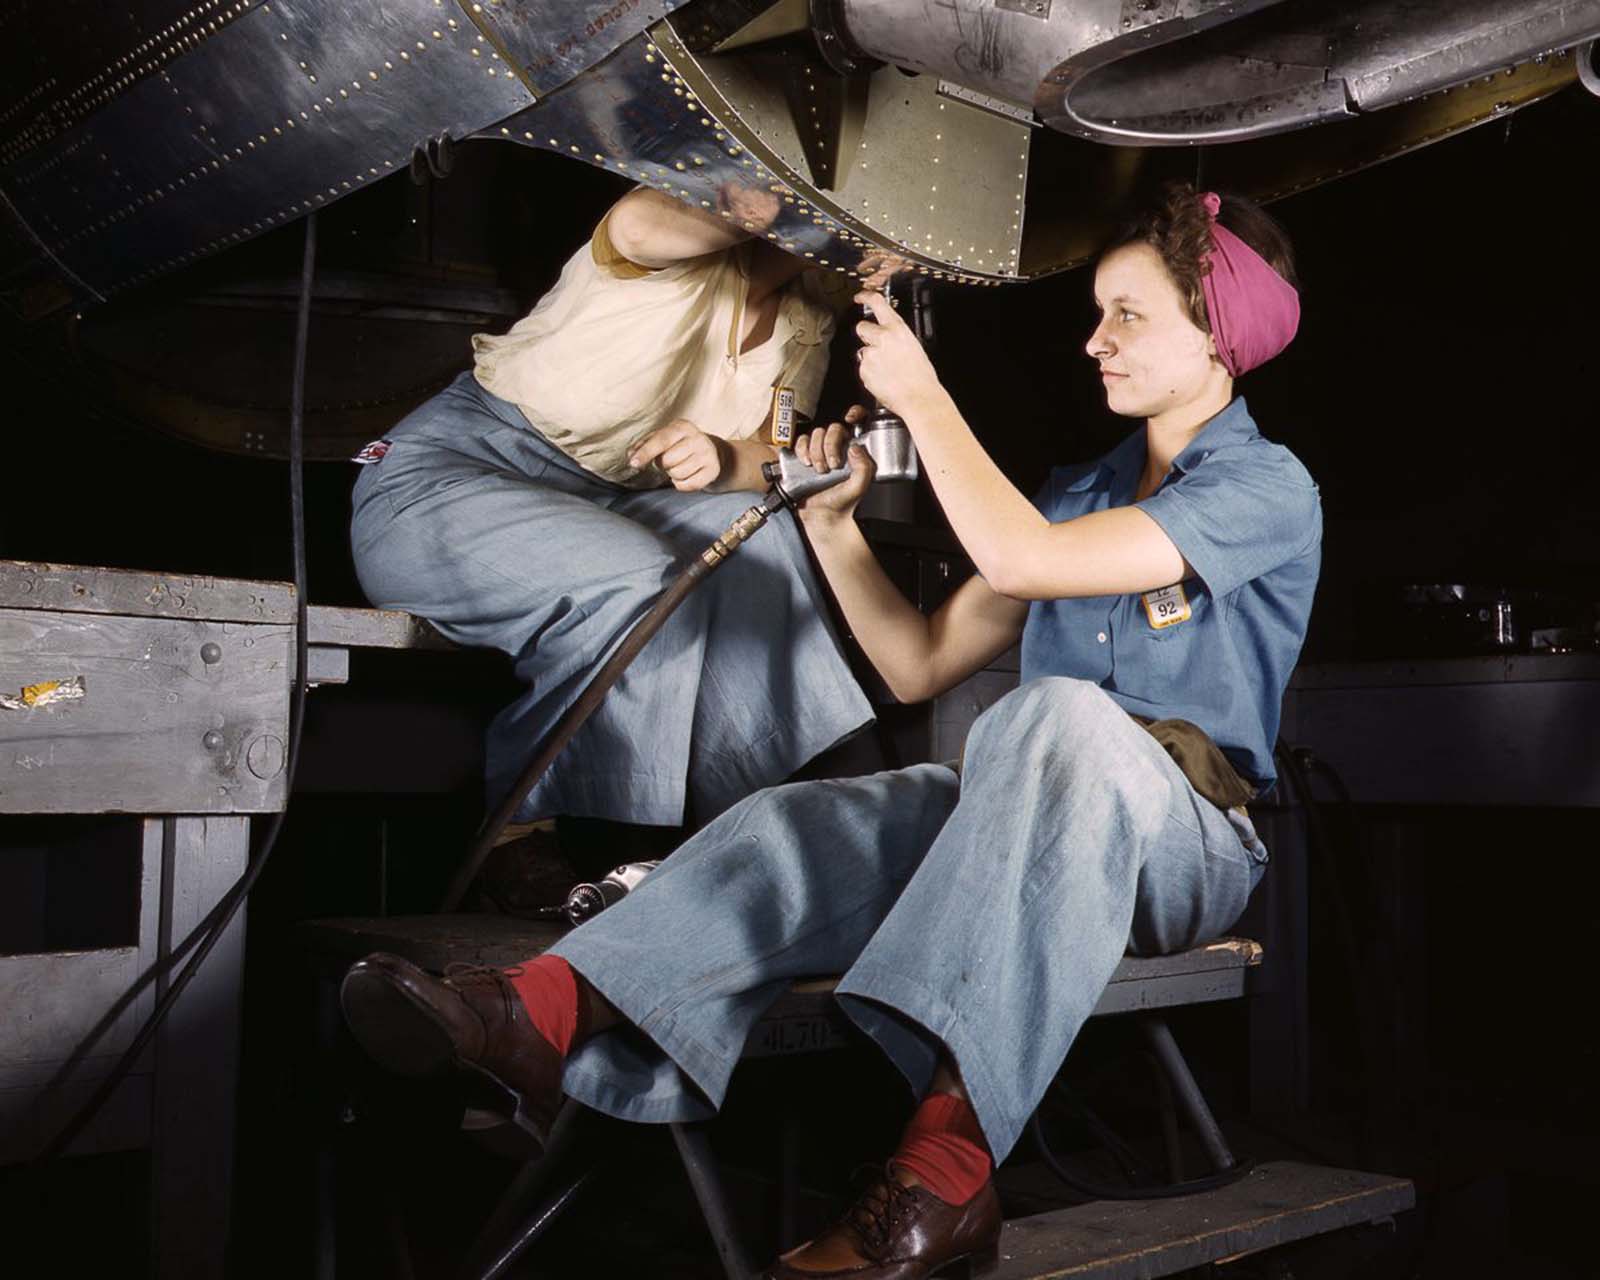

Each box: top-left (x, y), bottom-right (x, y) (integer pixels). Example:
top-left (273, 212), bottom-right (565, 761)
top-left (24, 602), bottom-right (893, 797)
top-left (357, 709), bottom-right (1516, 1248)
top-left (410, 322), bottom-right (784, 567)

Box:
top-left (339, 952), bottom-right (565, 1146)
top-left (767, 1163), bottom-right (1001, 1280)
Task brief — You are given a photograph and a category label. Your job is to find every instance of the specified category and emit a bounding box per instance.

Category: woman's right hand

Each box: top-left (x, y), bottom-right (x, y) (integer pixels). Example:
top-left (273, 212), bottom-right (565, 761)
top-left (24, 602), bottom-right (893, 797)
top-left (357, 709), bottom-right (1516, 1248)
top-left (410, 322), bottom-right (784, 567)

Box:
top-left (794, 408), bottom-right (874, 519)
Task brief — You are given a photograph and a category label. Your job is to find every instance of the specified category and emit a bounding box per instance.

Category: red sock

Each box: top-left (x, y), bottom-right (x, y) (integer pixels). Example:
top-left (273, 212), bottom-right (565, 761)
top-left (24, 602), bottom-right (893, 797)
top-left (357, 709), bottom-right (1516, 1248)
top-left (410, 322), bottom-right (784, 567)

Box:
top-left (893, 1093), bottom-right (993, 1205)
top-left (503, 955), bottom-right (581, 1056)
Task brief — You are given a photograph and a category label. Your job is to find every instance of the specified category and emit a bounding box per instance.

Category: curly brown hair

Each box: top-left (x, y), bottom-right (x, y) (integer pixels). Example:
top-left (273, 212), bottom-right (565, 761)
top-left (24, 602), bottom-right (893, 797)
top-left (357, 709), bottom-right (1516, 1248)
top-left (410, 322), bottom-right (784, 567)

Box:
top-left (1102, 182), bottom-right (1298, 335)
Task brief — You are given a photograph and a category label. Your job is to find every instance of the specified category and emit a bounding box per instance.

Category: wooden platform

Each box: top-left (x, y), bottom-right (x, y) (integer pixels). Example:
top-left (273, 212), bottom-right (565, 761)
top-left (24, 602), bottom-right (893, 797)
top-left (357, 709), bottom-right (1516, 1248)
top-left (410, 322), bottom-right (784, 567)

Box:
top-left (297, 914), bottom-right (1263, 1060)
top-left (991, 1160), bottom-right (1414, 1279)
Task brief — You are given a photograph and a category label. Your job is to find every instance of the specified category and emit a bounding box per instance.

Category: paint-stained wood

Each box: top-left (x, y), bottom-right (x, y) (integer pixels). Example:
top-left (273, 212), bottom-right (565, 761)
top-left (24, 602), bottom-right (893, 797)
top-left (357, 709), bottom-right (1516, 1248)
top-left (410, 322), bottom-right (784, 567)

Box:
top-left (0, 608), bottom-right (290, 813)
top-left (306, 604), bottom-right (453, 651)
top-left (0, 561), bottom-right (462, 651)
top-left (0, 560), bottom-right (295, 624)
top-left (990, 1160), bottom-right (1413, 1279)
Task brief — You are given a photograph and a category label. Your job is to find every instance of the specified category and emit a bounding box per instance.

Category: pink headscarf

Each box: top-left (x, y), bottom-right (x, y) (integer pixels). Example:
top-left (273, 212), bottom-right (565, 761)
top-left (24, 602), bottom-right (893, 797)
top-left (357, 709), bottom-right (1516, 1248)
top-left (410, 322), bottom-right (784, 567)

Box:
top-left (1198, 191), bottom-right (1299, 377)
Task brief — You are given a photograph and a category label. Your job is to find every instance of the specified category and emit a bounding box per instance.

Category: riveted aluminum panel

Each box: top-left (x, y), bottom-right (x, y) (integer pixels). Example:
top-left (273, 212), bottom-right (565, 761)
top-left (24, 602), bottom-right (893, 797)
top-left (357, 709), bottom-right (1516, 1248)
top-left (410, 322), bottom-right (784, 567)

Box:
top-left (483, 18), bottom-right (1028, 284)
top-left (468, 0), bottom-right (689, 95)
top-left (2, 0), bottom-right (533, 303)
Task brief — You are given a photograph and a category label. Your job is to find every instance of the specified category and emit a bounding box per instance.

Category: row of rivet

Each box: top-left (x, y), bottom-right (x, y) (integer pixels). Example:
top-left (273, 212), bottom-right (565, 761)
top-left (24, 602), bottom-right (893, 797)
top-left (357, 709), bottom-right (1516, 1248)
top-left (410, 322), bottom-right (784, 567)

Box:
top-left (847, 108), bottom-right (1022, 272)
top-left (2, 0), bottom-right (254, 172)
top-left (0, 74), bottom-right (57, 135)
top-left (650, 35), bottom-right (1009, 284)
top-left (7, 0), bottom-right (261, 180)
top-left (656, 32), bottom-right (1017, 280)
top-left (57, 15), bottom-right (526, 254)
top-left (100, 12), bottom-right (526, 289)
top-left (104, 14), bottom-right (1001, 296)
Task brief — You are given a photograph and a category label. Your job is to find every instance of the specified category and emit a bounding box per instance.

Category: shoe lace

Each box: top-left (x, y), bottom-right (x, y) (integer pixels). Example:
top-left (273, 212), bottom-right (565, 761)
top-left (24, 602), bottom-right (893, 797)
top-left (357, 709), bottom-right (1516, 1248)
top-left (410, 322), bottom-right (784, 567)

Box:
top-left (842, 1163), bottom-right (919, 1258)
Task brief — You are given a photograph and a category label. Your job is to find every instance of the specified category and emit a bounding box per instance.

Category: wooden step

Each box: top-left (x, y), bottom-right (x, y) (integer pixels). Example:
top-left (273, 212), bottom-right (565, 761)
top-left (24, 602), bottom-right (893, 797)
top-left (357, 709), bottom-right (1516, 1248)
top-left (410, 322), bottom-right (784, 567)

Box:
top-left (991, 1160), bottom-right (1413, 1279)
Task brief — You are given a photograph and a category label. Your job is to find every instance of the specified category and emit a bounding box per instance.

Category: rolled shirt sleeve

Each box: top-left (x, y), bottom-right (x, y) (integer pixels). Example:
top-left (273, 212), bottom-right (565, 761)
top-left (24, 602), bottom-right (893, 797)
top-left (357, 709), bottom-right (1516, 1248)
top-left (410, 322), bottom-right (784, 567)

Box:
top-left (1136, 444), bottom-right (1320, 599)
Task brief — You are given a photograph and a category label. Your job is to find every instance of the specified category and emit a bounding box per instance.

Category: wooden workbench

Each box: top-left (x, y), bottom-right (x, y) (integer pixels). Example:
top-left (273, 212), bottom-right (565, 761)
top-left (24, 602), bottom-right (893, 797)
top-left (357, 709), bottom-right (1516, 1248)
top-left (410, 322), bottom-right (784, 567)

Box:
top-left (0, 559), bottom-right (439, 1277)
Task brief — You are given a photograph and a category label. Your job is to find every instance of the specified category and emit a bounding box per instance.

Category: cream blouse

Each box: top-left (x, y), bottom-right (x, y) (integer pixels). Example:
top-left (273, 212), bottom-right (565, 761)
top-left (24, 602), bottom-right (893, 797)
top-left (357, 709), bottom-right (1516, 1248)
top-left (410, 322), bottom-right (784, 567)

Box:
top-left (472, 210), bottom-right (843, 488)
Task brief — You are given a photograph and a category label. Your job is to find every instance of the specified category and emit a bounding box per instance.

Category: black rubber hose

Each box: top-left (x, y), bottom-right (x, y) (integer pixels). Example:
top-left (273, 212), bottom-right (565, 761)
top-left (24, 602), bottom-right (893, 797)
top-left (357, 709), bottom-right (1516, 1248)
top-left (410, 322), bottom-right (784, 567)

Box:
top-left (31, 210), bottom-right (319, 1164)
top-left (1029, 1109), bottom-right (1254, 1201)
top-left (437, 490), bottom-right (788, 912)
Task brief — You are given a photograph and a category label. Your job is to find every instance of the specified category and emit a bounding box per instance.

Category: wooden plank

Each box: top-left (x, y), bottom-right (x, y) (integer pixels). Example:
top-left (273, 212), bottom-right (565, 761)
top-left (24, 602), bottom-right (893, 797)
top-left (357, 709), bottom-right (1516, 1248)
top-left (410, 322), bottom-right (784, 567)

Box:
top-left (294, 915), bottom-right (566, 974)
top-left (0, 947), bottom-right (145, 1066)
top-left (991, 1160), bottom-right (1414, 1279)
top-left (0, 560), bottom-right (295, 624)
top-left (296, 918), bottom-right (1259, 1021)
top-left (0, 863), bottom-right (161, 1160)
top-left (0, 609), bottom-right (291, 813)
top-left (0, 561), bottom-right (459, 652)
top-left (1090, 968), bottom-right (1251, 1016)
top-left (305, 604), bottom-right (453, 651)
top-left (306, 646), bottom-right (351, 686)
top-left (1109, 938), bottom-right (1261, 982)
top-left (297, 919), bottom-right (1255, 981)
top-left (0, 1070), bottom-right (152, 1163)
top-left (748, 941), bottom-right (1262, 1049)
top-left (153, 816), bottom-right (249, 1280)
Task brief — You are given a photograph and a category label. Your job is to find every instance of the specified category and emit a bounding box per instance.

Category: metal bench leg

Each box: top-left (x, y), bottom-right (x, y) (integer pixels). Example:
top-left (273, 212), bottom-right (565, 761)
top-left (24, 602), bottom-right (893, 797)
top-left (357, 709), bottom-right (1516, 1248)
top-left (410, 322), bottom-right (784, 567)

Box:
top-left (1138, 1016), bottom-right (1237, 1173)
top-left (671, 1121), bottom-right (760, 1280)
top-left (458, 1101), bottom-right (601, 1280)
top-left (778, 1108), bottom-right (802, 1252)
top-left (1144, 1049), bottom-right (1186, 1183)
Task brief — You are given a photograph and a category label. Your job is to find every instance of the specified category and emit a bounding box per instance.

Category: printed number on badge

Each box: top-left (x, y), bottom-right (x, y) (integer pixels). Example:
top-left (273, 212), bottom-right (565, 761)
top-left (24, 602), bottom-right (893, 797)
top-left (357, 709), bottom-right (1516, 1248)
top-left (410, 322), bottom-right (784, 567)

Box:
top-left (1141, 583), bottom-right (1191, 629)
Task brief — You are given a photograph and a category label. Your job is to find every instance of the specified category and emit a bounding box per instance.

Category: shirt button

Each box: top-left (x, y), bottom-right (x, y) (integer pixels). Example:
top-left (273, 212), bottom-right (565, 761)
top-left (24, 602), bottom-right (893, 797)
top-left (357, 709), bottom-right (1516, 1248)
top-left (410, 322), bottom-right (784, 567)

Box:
top-left (1096, 631), bottom-right (1108, 644)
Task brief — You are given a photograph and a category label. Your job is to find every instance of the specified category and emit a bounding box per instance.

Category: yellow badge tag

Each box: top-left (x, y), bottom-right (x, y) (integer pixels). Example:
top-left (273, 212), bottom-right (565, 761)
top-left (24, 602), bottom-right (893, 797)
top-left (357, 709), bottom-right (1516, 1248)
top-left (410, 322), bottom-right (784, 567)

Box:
top-left (768, 386), bottom-right (796, 446)
top-left (1142, 583), bottom-right (1191, 629)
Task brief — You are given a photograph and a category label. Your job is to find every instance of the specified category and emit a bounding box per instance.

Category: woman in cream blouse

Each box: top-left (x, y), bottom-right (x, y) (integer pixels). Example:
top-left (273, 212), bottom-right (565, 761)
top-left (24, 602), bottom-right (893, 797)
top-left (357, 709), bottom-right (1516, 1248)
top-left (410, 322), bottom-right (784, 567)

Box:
top-left (349, 184), bottom-right (883, 851)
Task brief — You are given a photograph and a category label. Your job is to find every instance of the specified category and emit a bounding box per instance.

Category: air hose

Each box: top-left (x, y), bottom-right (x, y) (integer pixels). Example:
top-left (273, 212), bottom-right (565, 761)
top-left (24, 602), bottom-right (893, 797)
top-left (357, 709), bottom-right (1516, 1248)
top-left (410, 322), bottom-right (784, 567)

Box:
top-left (437, 446), bottom-right (862, 912)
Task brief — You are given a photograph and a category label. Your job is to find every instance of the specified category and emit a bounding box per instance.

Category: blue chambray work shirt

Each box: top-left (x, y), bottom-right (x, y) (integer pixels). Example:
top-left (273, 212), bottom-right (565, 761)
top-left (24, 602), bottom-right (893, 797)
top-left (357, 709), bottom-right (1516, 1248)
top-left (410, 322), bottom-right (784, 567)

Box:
top-left (1020, 397), bottom-right (1321, 791)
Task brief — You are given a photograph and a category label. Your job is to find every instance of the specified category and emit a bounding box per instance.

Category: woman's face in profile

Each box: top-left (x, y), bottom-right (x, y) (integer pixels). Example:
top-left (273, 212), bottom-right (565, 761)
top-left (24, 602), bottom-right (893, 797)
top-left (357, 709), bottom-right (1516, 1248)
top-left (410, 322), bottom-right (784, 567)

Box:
top-left (1085, 243), bottom-right (1219, 421)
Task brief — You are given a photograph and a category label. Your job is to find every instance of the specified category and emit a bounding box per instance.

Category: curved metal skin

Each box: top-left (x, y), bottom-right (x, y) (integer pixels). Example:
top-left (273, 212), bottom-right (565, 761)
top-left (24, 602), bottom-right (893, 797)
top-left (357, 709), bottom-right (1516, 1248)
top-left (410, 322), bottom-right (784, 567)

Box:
top-left (1038, 0), bottom-right (1600, 144)
top-left (4, 0), bottom-right (1599, 320)
top-left (3, 0), bottom-right (533, 310)
top-left (828, 0), bottom-right (1600, 145)
top-left (1579, 39), bottom-right (1600, 95)
top-left (482, 15), bottom-right (1030, 284)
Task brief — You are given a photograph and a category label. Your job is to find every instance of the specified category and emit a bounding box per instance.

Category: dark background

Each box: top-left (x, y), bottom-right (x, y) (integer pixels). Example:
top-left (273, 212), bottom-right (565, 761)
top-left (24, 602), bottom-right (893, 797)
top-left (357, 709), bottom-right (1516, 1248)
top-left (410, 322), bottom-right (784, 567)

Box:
top-left (2, 83), bottom-right (1597, 1278)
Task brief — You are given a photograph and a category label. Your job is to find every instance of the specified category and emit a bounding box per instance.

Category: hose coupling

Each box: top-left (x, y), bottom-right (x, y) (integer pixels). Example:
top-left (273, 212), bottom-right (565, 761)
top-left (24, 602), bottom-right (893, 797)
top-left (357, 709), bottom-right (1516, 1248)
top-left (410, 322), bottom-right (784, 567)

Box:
top-left (702, 504), bottom-right (772, 567)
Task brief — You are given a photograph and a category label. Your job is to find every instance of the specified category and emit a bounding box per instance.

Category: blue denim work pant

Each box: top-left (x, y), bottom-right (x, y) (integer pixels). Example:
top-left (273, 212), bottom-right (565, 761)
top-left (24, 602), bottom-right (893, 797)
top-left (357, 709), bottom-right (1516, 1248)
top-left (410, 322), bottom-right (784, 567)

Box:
top-left (550, 676), bottom-right (1269, 1163)
top-left (350, 372), bottom-right (874, 825)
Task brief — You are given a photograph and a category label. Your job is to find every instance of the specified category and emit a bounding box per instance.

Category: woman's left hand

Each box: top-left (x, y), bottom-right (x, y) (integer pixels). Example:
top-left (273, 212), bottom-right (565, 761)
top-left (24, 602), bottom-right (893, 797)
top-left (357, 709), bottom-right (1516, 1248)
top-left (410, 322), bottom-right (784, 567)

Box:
top-left (630, 419), bottom-right (731, 491)
top-left (854, 291), bottom-right (943, 419)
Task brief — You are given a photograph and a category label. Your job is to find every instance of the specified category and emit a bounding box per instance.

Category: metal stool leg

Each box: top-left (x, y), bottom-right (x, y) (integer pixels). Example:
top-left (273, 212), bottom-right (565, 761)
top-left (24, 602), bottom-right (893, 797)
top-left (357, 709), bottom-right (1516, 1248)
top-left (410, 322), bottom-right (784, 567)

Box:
top-left (778, 1108), bottom-right (802, 1252)
top-left (1138, 1016), bottom-right (1237, 1172)
top-left (671, 1121), bottom-right (759, 1280)
top-left (457, 1101), bottom-right (602, 1280)
top-left (1143, 1048), bottom-right (1186, 1183)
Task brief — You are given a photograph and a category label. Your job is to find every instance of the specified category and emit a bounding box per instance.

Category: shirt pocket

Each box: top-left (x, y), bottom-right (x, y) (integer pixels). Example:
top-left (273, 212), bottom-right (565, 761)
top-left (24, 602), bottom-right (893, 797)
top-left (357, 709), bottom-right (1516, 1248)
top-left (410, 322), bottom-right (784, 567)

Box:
top-left (1122, 586), bottom-right (1210, 689)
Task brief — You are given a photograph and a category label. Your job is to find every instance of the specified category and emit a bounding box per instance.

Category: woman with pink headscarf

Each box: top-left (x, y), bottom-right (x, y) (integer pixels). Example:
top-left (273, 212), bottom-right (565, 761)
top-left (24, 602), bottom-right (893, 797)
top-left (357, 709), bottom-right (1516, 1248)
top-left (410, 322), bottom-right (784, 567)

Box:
top-left (341, 183), bottom-right (1320, 1280)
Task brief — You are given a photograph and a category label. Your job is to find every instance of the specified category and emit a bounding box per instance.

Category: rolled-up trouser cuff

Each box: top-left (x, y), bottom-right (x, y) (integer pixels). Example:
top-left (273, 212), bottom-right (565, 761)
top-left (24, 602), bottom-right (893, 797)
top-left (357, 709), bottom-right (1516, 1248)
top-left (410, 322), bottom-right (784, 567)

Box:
top-left (548, 954), bottom-right (739, 1125)
top-left (836, 964), bottom-right (1023, 1163)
